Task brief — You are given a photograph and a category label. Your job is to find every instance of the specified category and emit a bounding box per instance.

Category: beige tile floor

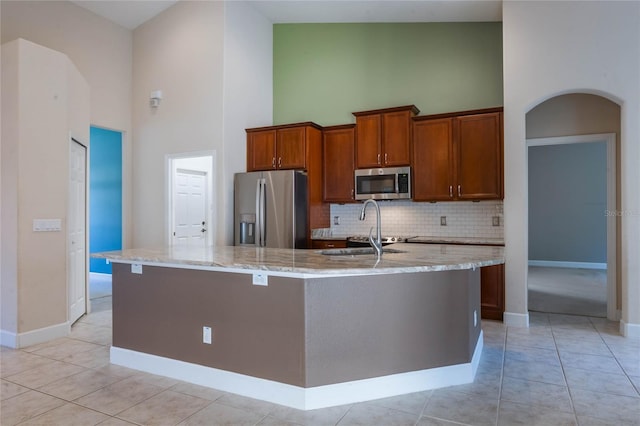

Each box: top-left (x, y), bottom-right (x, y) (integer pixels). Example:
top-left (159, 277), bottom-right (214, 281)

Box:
top-left (2, 300), bottom-right (639, 426)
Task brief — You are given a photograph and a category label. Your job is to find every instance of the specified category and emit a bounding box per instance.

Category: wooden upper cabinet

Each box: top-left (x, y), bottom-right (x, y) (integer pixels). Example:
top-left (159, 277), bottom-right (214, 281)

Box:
top-left (412, 118), bottom-right (454, 201)
top-left (455, 112), bottom-right (503, 200)
top-left (412, 108), bottom-right (503, 201)
top-left (277, 127), bottom-right (306, 169)
top-left (354, 114), bottom-right (381, 168)
top-left (247, 129), bottom-right (277, 171)
top-left (323, 124), bottom-right (356, 203)
top-left (246, 123), bottom-right (322, 172)
top-left (383, 110), bottom-right (413, 166)
top-left (354, 105), bottom-right (418, 169)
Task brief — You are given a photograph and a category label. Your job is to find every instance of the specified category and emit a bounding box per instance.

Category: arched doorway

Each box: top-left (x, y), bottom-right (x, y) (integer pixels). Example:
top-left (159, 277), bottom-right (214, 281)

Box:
top-left (525, 93), bottom-right (620, 321)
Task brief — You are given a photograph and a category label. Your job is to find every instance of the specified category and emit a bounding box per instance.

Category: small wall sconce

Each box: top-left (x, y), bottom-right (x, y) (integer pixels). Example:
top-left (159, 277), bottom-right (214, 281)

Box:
top-left (150, 90), bottom-right (163, 108)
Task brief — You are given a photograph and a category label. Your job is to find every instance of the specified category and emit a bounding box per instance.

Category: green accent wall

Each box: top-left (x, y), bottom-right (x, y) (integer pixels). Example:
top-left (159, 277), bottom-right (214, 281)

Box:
top-left (274, 23), bottom-right (503, 126)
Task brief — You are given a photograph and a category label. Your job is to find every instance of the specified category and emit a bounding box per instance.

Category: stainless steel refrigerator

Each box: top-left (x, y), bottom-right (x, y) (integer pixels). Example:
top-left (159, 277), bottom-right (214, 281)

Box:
top-left (234, 170), bottom-right (308, 248)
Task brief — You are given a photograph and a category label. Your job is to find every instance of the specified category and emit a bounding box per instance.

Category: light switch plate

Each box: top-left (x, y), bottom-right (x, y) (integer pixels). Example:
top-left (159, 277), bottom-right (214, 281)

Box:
top-left (33, 219), bottom-right (62, 232)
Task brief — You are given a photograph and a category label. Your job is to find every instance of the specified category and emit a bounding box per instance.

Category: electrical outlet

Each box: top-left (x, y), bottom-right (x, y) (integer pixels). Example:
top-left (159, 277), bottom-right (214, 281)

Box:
top-left (492, 216), bottom-right (500, 226)
top-left (252, 273), bottom-right (268, 286)
top-left (203, 326), bottom-right (212, 344)
top-left (440, 216), bottom-right (447, 226)
top-left (131, 264), bottom-right (142, 274)
top-left (333, 216), bottom-right (340, 225)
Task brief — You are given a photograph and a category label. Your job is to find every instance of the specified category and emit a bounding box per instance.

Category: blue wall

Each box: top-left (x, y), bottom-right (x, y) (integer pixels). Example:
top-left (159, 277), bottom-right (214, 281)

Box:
top-left (89, 127), bottom-right (122, 273)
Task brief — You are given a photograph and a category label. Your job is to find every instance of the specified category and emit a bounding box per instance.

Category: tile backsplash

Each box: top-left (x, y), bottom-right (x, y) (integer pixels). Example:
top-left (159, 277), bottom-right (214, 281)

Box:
top-left (327, 200), bottom-right (504, 239)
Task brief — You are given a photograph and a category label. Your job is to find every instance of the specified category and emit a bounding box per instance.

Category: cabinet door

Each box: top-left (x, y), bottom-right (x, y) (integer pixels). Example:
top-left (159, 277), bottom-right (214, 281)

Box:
top-left (311, 239), bottom-right (347, 249)
top-left (323, 127), bottom-right (355, 202)
top-left (455, 112), bottom-right (503, 200)
top-left (277, 127), bottom-right (306, 169)
top-left (481, 263), bottom-right (505, 320)
top-left (355, 114), bottom-right (382, 168)
top-left (382, 110), bottom-right (412, 166)
top-left (247, 130), bottom-right (276, 171)
top-left (412, 118), bottom-right (454, 201)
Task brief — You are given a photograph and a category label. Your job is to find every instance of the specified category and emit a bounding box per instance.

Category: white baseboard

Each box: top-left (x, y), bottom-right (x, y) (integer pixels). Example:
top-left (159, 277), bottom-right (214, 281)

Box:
top-left (620, 320), bottom-right (640, 338)
top-left (111, 331), bottom-right (483, 410)
top-left (0, 322), bottom-right (70, 349)
top-left (528, 260), bottom-right (606, 270)
top-left (0, 329), bottom-right (18, 348)
top-left (89, 272), bottom-right (112, 280)
top-left (504, 312), bottom-right (529, 328)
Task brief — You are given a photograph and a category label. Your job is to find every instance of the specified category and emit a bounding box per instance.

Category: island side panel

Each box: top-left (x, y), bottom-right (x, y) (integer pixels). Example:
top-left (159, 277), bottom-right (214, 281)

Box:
top-left (112, 263), bottom-right (306, 386)
top-left (304, 269), bottom-right (481, 387)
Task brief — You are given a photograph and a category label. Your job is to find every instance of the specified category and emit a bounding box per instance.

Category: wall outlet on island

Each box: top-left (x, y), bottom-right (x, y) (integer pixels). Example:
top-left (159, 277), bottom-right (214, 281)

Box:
top-left (333, 216), bottom-right (340, 225)
top-left (203, 326), bottom-right (212, 344)
top-left (492, 216), bottom-right (500, 226)
top-left (440, 216), bottom-right (447, 226)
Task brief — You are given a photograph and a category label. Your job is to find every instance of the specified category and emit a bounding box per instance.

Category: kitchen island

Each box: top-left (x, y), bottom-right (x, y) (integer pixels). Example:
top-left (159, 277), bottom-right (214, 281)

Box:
top-left (96, 243), bottom-right (504, 410)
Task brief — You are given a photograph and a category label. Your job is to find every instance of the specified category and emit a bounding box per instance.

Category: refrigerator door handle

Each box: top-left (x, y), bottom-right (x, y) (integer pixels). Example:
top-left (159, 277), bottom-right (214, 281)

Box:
top-left (255, 179), bottom-right (262, 246)
top-left (259, 178), bottom-right (266, 246)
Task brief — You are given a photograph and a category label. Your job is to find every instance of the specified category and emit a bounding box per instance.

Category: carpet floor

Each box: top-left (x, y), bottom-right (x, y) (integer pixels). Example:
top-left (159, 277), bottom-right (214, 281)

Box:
top-left (528, 266), bottom-right (607, 317)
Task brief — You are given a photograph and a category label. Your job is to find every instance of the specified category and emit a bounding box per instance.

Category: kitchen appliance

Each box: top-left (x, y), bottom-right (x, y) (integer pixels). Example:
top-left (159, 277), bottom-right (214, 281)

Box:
top-left (346, 235), bottom-right (407, 247)
top-left (354, 166), bottom-right (411, 200)
top-left (234, 170), bottom-right (308, 248)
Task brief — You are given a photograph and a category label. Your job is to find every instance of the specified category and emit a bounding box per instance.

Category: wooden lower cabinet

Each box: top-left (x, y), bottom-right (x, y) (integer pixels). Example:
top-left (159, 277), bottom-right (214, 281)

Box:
top-left (481, 263), bottom-right (505, 320)
top-left (311, 239), bottom-right (347, 249)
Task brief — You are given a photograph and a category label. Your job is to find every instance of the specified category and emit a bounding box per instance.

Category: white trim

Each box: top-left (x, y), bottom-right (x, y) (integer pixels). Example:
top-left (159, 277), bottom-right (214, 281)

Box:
top-left (111, 331), bottom-right (482, 411)
top-left (620, 320), bottom-right (640, 338)
top-left (0, 330), bottom-right (18, 348)
top-left (504, 311), bottom-right (530, 328)
top-left (528, 260), bottom-right (607, 270)
top-left (526, 133), bottom-right (617, 321)
top-left (1, 322), bottom-right (70, 349)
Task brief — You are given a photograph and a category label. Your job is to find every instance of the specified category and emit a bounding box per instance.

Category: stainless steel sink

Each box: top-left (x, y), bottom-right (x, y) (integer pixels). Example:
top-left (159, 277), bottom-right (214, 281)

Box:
top-left (319, 247), bottom-right (406, 256)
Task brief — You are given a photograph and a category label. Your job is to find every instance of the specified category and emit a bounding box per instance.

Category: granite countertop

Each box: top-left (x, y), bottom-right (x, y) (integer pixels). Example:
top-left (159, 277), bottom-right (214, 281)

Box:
top-left (94, 243), bottom-right (504, 278)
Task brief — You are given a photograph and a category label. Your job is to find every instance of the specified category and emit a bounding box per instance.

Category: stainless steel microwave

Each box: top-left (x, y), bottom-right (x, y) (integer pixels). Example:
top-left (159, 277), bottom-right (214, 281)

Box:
top-left (354, 166), bottom-right (411, 200)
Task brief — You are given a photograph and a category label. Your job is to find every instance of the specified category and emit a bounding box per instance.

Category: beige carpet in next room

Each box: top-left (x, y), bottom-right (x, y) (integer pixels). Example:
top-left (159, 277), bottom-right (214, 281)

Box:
top-left (528, 266), bottom-right (607, 318)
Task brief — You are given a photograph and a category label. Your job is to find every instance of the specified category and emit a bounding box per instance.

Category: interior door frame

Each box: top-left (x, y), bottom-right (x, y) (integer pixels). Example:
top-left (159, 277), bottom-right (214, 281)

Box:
top-left (68, 136), bottom-right (88, 322)
top-left (166, 151), bottom-right (216, 246)
top-left (526, 133), bottom-right (617, 320)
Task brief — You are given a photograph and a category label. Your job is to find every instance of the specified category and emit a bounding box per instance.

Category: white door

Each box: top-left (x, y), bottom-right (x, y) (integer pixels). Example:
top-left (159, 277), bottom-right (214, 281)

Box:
top-left (173, 169), bottom-right (207, 245)
top-left (69, 140), bottom-right (87, 324)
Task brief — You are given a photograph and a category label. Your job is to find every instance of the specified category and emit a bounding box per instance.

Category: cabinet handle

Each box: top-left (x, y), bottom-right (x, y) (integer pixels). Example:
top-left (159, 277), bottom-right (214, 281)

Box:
top-left (458, 185), bottom-right (462, 197)
top-left (385, 153), bottom-right (388, 164)
top-left (449, 185), bottom-right (453, 198)
top-left (327, 243), bottom-right (335, 248)
top-left (377, 153), bottom-right (381, 165)
top-left (278, 157), bottom-right (282, 167)
top-left (272, 157), bottom-right (276, 168)
top-left (351, 189), bottom-right (355, 199)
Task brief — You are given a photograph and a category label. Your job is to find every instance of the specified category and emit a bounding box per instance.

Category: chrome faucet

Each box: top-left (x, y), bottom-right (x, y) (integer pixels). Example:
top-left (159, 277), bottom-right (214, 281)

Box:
top-left (359, 199), bottom-right (382, 258)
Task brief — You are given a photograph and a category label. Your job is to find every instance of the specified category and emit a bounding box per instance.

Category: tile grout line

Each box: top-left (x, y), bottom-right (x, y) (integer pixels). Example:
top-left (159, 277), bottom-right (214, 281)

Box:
top-left (549, 321), bottom-right (580, 425)
top-left (495, 321), bottom-right (507, 426)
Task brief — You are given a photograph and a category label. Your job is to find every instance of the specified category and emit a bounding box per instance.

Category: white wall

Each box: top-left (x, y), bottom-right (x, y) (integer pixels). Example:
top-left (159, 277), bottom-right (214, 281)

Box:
top-left (503, 1), bottom-right (640, 335)
top-left (221, 2), bottom-right (273, 244)
top-left (1, 39), bottom-right (90, 346)
top-left (1, 0), bottom-right (134, 248)
top-left (131, 0), bottom-right (224, 247)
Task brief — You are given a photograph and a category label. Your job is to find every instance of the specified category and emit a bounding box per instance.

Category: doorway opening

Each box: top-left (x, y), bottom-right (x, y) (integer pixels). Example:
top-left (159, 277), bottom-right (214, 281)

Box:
top-left (88, 126), bottom-right (123, 313)
top-left (527, 133), bottom-right (617, 319)
top-left (166, 152), bottom-right (216, 246)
